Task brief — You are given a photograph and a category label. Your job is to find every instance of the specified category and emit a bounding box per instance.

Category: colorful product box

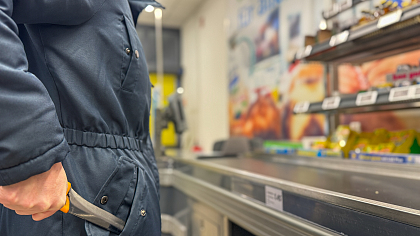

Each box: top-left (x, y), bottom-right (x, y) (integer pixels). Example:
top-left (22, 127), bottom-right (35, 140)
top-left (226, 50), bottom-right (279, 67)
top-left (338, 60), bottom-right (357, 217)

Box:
top-left (350, 151), bottom-right (420, 164)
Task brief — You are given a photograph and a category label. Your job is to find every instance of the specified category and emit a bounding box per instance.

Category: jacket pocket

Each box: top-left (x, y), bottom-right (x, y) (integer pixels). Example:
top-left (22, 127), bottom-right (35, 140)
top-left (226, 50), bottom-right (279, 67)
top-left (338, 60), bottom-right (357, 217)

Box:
top-left (85, 156), bottom-right (146, 236)
top-left (120, 16), bottom-right (132, 88)
top-left (119, 15), bottom-right (148, 92)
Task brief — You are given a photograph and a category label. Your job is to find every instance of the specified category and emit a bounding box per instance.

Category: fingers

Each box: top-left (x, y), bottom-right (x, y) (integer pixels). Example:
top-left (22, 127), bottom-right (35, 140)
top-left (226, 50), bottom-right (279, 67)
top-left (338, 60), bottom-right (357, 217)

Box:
top-left (2, 195), bottom-right (65, 211)
top-left (32, 211), bottom-right (56, 221)
top-left (10, 202), bottom-right (64, 215)
top-left (0, 162), bottom-right (68, 221)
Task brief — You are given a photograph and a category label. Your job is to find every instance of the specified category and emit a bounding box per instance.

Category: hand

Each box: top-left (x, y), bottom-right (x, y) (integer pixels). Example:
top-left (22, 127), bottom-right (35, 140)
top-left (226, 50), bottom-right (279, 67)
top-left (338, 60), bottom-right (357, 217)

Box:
top-left (0, 162), bottom-right (68, 221)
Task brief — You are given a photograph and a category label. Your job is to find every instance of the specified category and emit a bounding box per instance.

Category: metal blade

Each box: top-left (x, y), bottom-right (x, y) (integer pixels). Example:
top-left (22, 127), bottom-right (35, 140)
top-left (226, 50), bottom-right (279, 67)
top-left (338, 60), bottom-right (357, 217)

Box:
top-left (67, 188), bottom-right (126, 232)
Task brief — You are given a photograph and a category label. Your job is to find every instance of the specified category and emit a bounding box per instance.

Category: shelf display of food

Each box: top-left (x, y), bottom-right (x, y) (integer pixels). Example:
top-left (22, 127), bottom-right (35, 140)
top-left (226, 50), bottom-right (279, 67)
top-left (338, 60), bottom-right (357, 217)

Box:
top-left (353, 0), bottom-right (419, 29)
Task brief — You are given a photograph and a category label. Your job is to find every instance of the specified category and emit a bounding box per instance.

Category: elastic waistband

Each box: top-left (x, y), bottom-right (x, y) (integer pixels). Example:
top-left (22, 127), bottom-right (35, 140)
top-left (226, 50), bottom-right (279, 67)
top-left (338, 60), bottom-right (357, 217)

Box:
top-left (63, 128), bottom-right (144, 151)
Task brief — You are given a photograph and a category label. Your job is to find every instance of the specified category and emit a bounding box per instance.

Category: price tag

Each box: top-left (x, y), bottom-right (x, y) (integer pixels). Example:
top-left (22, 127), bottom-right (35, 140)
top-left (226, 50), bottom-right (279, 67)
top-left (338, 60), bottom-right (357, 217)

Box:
top-left (294, 101), bottom-right (310, 114)
top-left (389, 86), bottom-right (412, 101)
top-left (304, 45), bottom-right (312, 57)
top-left (411, 85), bottom-right (420, 99)
top-left (322, 96), bottom-right (341, 110)
top-left (377, 9), bottom-right (402, 29)
top-left (329, 30), bottom-right (349, 47)
top-left (265, 186), bottom-right (283, 212)
top-left (296, 48), bottom-right (305, 60)
top-left (356, 91), bottom-right (378, 106)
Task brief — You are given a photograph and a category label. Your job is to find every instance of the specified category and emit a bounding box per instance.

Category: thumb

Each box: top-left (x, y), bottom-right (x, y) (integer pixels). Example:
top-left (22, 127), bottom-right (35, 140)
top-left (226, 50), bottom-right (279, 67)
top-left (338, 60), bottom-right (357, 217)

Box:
top-left (32, 210), bottom-right (56, 221)
top-left (0, 186), bottom-right (6, 202)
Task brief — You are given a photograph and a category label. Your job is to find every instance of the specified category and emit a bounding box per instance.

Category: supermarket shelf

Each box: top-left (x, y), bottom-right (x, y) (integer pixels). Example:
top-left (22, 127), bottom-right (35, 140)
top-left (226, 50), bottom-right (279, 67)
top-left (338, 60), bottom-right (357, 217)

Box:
top-left (322, 0), bottom-right (369, 20)
top-left (295, 88), bottom-right (420, 114)
top-left (297, 4), bottom-right (420, 63)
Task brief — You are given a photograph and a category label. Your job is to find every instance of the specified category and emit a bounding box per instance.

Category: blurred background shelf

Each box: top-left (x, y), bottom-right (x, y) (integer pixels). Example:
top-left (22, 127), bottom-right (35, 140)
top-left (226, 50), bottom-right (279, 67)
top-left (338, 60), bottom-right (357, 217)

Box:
top-left (299, 5), bottom-right (420, 63)
top-left (298, 90), bottom-right (420, 114)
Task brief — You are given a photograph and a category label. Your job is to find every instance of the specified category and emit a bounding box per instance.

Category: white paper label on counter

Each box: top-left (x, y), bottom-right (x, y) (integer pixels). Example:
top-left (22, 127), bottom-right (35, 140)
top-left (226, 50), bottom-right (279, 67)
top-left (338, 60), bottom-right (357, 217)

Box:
top-left (377, 9), bottom-right (402, 29)
top-left (293, 101), bottom-right (310, 114)
top-left (356, 91), bottom-right (378, 106)
top-left (322, 96), bottom-right (341, 110)
top-left (389, 87), bottom-right (412, 101)
top-left (265, 186), bottom-right (283, 211)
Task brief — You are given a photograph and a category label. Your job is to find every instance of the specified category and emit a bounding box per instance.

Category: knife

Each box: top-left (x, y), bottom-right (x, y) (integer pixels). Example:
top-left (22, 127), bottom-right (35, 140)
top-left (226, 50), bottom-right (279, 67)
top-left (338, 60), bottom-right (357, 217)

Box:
top-left (60, 182), bottom-right (126, 233)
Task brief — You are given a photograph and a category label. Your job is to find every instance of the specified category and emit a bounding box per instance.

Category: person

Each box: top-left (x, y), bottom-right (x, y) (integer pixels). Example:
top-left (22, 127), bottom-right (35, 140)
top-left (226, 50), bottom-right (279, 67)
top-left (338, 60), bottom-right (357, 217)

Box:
top-left (0, 0), bottom-right (162, 235)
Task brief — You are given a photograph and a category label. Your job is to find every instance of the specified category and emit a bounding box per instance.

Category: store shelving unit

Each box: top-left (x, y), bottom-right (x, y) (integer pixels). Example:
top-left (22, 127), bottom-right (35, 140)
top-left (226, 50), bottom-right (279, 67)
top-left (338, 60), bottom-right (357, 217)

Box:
top-left (296, 4), bottom-right (420, 64)
top-left (322, 0), bottom-right (370, 20)
top-left (295, 87), bottom-right (420, 114)
top-left (294, 4), bottom-right (420, 132)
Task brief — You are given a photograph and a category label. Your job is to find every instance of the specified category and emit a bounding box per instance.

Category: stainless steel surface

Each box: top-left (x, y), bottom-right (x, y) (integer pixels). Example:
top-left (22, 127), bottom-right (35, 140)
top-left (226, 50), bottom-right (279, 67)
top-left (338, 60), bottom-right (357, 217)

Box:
top-left (171, 155), bottom-right (420, 228)
top-left (163, 169), bottom-right (340, 236)
top-left (266, 154), bottom-right (420, 180)
top-left (160, 168), bottom-right (174, 187)
top-left (68, 188), bottom-right (126, 232)
top-left (208, 157), bottom-right (420, 209)
top-left (161, 214), bottom-right (188, 236)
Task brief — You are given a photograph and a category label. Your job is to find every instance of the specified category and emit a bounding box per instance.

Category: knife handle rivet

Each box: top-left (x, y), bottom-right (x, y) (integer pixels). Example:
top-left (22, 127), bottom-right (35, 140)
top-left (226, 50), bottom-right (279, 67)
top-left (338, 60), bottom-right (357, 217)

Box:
top-left (100, 196), bottom-right (109, 205)
top-left (141, 209), bottom-right (146, 217)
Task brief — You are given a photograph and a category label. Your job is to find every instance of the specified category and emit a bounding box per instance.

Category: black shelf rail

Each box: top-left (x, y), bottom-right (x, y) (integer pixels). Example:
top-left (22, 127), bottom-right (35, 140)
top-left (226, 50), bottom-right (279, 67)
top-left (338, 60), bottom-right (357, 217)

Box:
top-left (295, 89), bottom-right (420, 114)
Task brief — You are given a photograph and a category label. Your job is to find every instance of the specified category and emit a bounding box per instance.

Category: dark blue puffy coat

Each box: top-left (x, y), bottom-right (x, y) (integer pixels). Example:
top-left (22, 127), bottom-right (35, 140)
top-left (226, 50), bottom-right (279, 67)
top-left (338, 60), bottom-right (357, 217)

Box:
top-left (0, 0), bottom-right (162, 235)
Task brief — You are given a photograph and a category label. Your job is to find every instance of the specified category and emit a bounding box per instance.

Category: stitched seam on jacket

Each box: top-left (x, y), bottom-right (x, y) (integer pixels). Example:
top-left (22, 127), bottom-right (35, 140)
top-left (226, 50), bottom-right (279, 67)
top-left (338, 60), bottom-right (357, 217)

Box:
top-left (67, 142), bottom-right (141, 151)
top-left (37, 26), bottom-right (64, 126)
top-left (35, 0), bottom-right (110, 125)
top-left (63, 127), bottom-right (143, 141)
top-left (82, 0), bottom-right (109, 25)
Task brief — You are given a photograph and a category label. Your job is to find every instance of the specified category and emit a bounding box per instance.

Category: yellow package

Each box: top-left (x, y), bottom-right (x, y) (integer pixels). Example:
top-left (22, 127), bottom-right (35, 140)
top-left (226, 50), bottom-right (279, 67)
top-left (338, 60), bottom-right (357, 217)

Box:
top-left (371, 128), bottom-right (389, 145)
top-left (352, 138), bottom-right (371, 152)
top-left (389, 130), bottom-right (420, 154)
top-left (328, 125), bottom-right (356, 158)
top-left (365, 143), bottom-right (395, 153)
top-left (311, 140), bottom-right (328, 149)
top-left (351, 132), bottom-right (373, 152)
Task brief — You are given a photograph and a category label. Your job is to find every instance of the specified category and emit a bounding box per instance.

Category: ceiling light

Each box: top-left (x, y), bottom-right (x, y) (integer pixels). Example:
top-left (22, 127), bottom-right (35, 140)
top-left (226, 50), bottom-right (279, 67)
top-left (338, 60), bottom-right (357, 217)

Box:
top-left (145, 5), bottom-right (154, 13)
top-left (177, 87), bottom-right (184, 94)
top-left (319, 19), bottom-right (327, 30)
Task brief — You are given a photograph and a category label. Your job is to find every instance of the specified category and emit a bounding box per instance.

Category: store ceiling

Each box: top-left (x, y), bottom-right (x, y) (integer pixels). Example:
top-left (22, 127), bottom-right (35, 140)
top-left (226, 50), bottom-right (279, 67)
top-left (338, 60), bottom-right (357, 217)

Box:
top-left (137, 0), bottom-right (203, 28)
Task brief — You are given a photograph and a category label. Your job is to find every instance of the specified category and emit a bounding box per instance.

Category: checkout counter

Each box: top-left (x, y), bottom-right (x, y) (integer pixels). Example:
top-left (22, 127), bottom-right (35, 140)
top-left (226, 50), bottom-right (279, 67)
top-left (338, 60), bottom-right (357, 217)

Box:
top-left (158, 151), bottom-right (420, 236)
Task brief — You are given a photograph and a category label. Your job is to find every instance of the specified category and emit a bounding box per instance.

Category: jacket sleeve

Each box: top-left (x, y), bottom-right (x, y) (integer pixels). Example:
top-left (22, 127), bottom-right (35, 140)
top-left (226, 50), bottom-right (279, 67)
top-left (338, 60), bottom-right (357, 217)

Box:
top-left (12, 0), bottom-right (107, 25)
top-left (0, 0), bottom-right (70, 186)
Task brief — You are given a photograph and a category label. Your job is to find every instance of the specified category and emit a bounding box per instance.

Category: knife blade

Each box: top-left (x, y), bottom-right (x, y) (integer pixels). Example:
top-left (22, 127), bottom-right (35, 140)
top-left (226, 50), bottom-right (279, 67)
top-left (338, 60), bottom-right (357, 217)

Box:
top-left (60, 182), bottom-right (126, 233)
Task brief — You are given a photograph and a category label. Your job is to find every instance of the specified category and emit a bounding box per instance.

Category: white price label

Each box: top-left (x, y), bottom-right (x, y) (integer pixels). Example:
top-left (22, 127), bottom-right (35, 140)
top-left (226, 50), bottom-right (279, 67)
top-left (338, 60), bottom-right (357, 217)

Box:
top-left (411, 85), bottom-right (420, 99)
top-left (265, 186), bottom-right (283, 212)
top-left (322, 96), bottom-right (341, 110)
top-left (377, 9), bottom-right (402, 29)
top-left (296, 48), bottom-right (305, 60)
top-left (304, 45), bottom-right (312, 57)
top-left (329, 30), bottom-right (349, 47)
top-left (293, 101), bottom-right (310, 114)
top-left (389, 87), bottom-right (412, 101)
top-left (356, 91), bottom-right (378, 106)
